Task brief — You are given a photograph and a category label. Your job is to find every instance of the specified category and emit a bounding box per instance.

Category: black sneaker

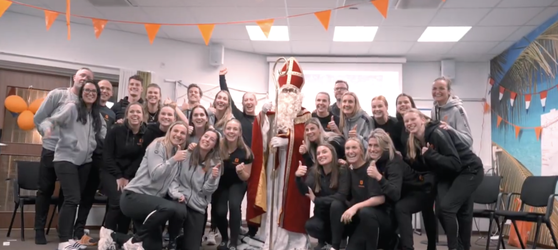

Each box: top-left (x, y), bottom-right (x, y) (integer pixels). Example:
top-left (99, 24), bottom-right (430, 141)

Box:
top-left (217, 241), bottom-right (229, 250)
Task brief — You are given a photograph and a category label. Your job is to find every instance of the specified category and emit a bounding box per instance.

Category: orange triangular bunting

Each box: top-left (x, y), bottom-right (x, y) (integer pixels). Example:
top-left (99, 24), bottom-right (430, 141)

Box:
top-left (44, 10), bottom-right (59, 31)
top-left (314, 10), bottom-right (331, 30)
top-left (514, 126), bottom-right (521, 138)
top-left (497, 116), bottom-right (502, 127)
top-left (0, 0), bottom-right (12, 19)
top-left (144, 24), bottom-right (161, 44)
top-left (66, 0), bottom-right (71, 40)
top-left (483, 102), bottom-right (490, 114)
top-left (372, 0), bottom-right (389, 18)
top-left (535, 127), bottom-right (543, 141)
top-left (256, 19), bottom-right (274, 38)
top-left (92, 19), bottom-right (107, 38)
top-left (197, 24), bottom-right (215, 46)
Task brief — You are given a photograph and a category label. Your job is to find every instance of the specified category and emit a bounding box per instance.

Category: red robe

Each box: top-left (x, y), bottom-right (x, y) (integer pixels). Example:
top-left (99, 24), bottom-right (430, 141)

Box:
top-left (246, 109), bottom-right (311, 234)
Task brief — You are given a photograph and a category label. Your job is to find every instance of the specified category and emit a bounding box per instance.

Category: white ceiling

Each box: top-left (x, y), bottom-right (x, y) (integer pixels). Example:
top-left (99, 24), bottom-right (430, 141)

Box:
top-left (6, 0), bottom-right (558, 61)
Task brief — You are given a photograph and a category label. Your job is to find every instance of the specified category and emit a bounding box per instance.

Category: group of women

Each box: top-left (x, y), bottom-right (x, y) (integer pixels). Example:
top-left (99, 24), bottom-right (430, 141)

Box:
top-left (34, 66), bottom-right (483, 250)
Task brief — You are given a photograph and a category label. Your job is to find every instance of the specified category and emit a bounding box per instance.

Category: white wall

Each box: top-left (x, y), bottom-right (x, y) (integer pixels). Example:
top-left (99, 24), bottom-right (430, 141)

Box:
top-left (0, 12), bottom-right (268, 100)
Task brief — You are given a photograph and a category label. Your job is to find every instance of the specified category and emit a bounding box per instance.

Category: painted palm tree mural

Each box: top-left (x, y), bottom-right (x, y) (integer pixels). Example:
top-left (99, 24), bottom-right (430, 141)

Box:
top-left (490, 14), bottom-right (558, 247)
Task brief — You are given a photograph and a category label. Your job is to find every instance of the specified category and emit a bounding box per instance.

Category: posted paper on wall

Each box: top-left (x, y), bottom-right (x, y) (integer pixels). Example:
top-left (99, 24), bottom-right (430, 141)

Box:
top-left (541, 109), bottom-right (558, 176)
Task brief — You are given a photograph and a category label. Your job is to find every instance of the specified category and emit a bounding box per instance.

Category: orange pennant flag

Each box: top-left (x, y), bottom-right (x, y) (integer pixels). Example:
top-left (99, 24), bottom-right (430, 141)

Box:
top-left (144, 24), bottom-right (161, 44)
top-left (314, 10), bottom-right (332, 30)
top-left (483, 102), bottom-right (490, 114)
top-left (0, 0), bottom-right (12, 19)
top-left (497, 115), bottom-right (502, 128)
top-left (257, 19), bottom-right (274, 38)
top-left (514, 125), bottom-right (521, 138)
top-left (197, 24), bottom-right (215, 46)
top-left (535, 127), bottom-right (543, 141)
top-left (66, 0), bottom-right (71, 40)
top-left (44, 10), bottom-right (59, 31)
top-left (371, 0), bottom-right (389, 18)
top-left (91, 19), bottom-right (107, 38)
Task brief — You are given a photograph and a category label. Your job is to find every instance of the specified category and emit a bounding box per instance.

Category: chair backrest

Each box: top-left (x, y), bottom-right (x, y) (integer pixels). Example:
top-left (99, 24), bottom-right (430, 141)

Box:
top-left (521, 175), bottom-right (558, 207)
top-left (16, 161), bottom-right (41, 191)
top-left (473, 175), bottom-right (502, 204)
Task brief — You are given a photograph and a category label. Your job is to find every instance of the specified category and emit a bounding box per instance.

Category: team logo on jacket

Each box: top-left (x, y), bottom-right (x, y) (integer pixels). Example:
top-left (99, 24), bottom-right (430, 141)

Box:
top-left (234, 158), bottom-right (239, 163)
top-left (138, 138), bottom-right (143, 146)
top-left (104, 114), bottom-right (109, 121)
top-left (358, 180), bottom-right (364, 188)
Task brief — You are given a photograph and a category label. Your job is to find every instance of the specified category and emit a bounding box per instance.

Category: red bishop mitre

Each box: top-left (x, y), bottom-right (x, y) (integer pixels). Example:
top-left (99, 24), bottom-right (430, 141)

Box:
top-left (276, 57), bottom-right (304, 91)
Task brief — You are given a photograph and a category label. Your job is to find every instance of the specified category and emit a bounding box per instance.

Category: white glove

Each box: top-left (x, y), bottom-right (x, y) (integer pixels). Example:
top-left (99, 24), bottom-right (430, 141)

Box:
top-left (262, 102), bottom-right (273, 113)
top-left (270, 136), bottom-right (288, 148)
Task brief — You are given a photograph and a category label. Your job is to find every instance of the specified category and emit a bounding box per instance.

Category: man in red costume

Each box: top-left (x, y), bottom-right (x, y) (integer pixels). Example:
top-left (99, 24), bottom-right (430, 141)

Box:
top-left (246, 57), bottom-right (311, 250)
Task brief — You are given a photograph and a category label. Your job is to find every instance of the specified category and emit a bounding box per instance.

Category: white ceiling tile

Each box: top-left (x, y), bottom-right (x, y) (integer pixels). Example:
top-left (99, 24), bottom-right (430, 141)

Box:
top-left (497, 0), bottom-right (555, 7)
top-left (478, 8), bottom-right (545, 26)
top-left (252, 42), bottom-right (291, 54)
top-left (553, 0), bottom-right (558, 6)
top-left (332, 8), bottom-right (384, 26)
top-left (134, 0), bottom-right (194, 7)
top-left (368, 42), bottom-right (414, 55)
top-left (287, 8), bottom-right (329, 26)
top-left (289, 26), bottom-right (333, 41)
top-left (212, 24), bottom-right (252, 40)
top-left (142, 7), bottom-right (198, 24)
top-left (407, 43), bottom-right (456, 54)
top-left (161, 26), bottom-right (202, 40)
top-left (188, 7), bottom-right (286, 24)
top-left (285, 0), bottom-right (338, 8)
top-left (460, 26), bottom-right (519, 42)
top-left (381, 9), bottom-right (438, 26)
top-left (7, 4), bottom-right (50, 17)
top-left (442, 0), bottom-right (501, 8)
top-left (406, 54), bottom-right (445, 61)
top-left (290, 41), bottom-right (331, 54)
top-left (374, 27), bottom-right (425, 42)
top-left (527, 7), bottom-right (558, 26)
top-left (95, 7), bottom-right (153, 22)
top-left (505, 26), bottom-right (537, 41)
top-left (429, 9), bottom-right (492, 26)
top-left (488, 41), bottom-right (515, 55)
top-left (221, 40), bottom-right (255, 53)
top-left (330, 43), bottom-right (371, 55)
top-left (448, 42), bottom-right (499, 54)
top-left (115, 22), bottom-right (170, 40)
top-left (232, 0), bottom-right (286, 8)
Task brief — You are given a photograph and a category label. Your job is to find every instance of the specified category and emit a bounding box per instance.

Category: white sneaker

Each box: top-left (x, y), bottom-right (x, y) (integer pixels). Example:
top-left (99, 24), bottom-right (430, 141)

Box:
top-left (122, 238), bottom-right (144, 250)
top-left (204, 230), bottom-right (217, 245)
top-left (58, 240), bottom-right (81, 250)
top-left (240, 226), bottom-right (249, 235)
top-left (97, 227), bottom-right (117, 250)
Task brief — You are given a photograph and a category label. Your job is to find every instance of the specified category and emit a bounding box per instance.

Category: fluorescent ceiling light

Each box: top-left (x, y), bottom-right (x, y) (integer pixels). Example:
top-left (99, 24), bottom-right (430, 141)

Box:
top-left (418, 26), bottom-right (472, 42)
top-left (333, 26), bottom-right (378, 42)
top-left (246, 26), bottom-right (289, 41)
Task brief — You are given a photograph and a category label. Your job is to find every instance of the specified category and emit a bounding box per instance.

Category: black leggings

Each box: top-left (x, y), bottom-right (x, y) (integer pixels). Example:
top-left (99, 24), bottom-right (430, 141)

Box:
top-left (182, 207), bottom-right (206, 250)
top-left (73, 154), bottom-right (102, 239)
top-left (120, 191), bottom-right (185, 250)
top-left (306, 199), bottom-right (348, 249)
top-left (436, 169), bottom-right (484, 250)
top-left (394, 191), bottom-right (437, 250)
top-left (100, 170), bottom-right (131, 234)
top-left (213, 182), bottom-right (247, 246)
top-left (344, 206), bottom-right (393, 250)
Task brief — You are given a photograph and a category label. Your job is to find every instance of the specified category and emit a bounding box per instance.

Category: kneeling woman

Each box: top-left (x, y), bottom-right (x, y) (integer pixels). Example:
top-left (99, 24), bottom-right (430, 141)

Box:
top-left (366, 128), bottom-right (434, 250)
top-left (340, 138), bottom-right (392, 250)
top-left (403, 108), bottom-right (484, 250)
top-left (168, 129), bottom-right (223, 250)
top-left (98, 121), bottom-right (189, 250)
top-left (295, 143), bottom-right (349, 250)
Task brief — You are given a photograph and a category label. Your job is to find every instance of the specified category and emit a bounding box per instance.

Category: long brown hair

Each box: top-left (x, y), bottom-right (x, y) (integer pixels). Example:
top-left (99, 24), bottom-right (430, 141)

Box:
top-left (220, 119), bottom-right (252, 160)
top-left (189, 105), bottom-right (211, 135)
top-left (213, 90), bottom-right (234, 130)
top-left (312, 143), bottom-right (341, 193)
top-left (189, 129), bottom-right (222, 172)
top-left (404, 108), bottom-right (430, 161)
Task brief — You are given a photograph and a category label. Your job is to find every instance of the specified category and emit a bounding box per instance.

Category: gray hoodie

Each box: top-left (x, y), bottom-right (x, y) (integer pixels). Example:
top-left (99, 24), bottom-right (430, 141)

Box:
top-left (431, 95), bottom-right (473, 148)
top-left (124, 139), bottom-right (181, 197)
top-left (342, 110), bottom-right (375, 149)
top-left (34, 88), bottom-right (78, 151)
top-left (168, 151), bottom-right (222, 213)
top-left (38, 103), bottom-right (107, 165)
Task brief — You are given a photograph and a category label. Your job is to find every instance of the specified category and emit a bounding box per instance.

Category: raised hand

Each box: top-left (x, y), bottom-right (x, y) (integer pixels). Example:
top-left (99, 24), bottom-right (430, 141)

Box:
top-left (211, 163), bottom-right (221, 178)
top-left (421, 143), bottom-right (430, 155)
top-left (367, 160), bottom-right (381, 180)
top-left (187, 143), bottom-right (197, 151)
top-left (208, 102), bottom-right (216, 114)
top-left (299, 140), bottom-right (308, 154)
top-left (236, 162), bottom-right (245, 174)
top-left (173, 145), bottom-right (188, 162)
top-left (180, 99), bottom-right (189, 111)
top-left (219, 68), bottom-right (228, 75)
top-left (348, 125), bottom-right (358, 138)
top-left (295, 161), bottom-right (308, 177)
top-left (328, 115), bottom-right (339, 133)
top-left (188, 125), bottom-right (194, 135)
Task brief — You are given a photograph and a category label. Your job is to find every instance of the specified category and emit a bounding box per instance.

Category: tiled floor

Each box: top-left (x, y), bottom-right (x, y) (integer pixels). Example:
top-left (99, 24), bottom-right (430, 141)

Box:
top-left (1, 229), bottom-right (509, 250)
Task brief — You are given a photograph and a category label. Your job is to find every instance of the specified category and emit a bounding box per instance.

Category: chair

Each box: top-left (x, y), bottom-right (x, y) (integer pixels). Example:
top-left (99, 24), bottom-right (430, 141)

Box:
top-left (472, 175), bottom-right (506, 250)
top-left (495, 176), bottom-right (558, 249)
top-left (6, 161), bottom-right (59, 241)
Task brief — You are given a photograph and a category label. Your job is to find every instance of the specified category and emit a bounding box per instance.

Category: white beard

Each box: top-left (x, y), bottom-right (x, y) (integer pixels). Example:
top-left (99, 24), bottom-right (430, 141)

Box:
top-left (275, 90), bottom-right (303, 133)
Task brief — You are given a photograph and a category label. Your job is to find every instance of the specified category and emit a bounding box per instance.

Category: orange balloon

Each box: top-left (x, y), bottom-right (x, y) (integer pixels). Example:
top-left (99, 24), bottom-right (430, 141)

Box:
top-left (4, 95), bottom-right (28, 113)
top-left (17, 110), bottom-right (35, 131)
top-left (28, 97), bottom-right (45, 114)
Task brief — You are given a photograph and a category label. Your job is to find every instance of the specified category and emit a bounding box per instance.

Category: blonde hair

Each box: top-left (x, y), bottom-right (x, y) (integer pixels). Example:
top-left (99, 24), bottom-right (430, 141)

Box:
top-left (304, 118), bottom-right (343, 160)
top-left (213, 90), bottom-right (234, 130)
top-left (312, 143), bottom-right (341, 193)
top-left (154, 121), bottom-right (189, 158)
top-left (371, 95), bottom-right (388, 108)
top-left (345, 137), bottom-right (366, 164)
top-left (339, 92), bottom-right (363, 132)
top-left (220, 119), bottom-right (252, 160)
top-left (367, 128), bottom-right (396, 162)
top-left (404, 108), bottom-right (430, 161)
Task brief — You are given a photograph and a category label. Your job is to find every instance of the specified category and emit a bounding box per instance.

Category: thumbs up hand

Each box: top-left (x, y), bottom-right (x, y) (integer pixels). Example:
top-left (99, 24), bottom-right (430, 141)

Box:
top-left (211, 163), bottom-right (221, 178)
top-left (367, 161), bottom-right (381, 180)
top-left (349, 125), bottom-right (358, 138)
top-left (180, 98), bottom-right (189, 111)
top-left (208, 102), bottom-right (216, 114)
top-left (219, 68), bottom-right (228, 75)
top-left (236, 162), bottom-right (245, 174)
top-left (295, 161), bottom-right (308, 177)
top-left (421, 143), bottom-right (431, 155)
top-left (328, 115), bottom-right (340, 133)
top-left (298, 140), bottom-right (308, 154)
